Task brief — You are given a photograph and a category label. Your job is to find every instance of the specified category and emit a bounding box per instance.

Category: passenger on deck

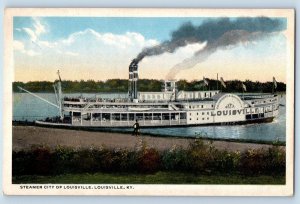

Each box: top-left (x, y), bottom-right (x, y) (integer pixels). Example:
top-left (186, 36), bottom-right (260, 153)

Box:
top-left (132, 120), bottom-right (140, 136)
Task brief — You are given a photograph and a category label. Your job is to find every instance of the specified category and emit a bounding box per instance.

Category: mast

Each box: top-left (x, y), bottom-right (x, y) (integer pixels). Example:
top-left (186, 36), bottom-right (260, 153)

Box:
top-left (217, 73), bottom-right (219, 91)
top-left (55, 70), bottom-right (64, 119)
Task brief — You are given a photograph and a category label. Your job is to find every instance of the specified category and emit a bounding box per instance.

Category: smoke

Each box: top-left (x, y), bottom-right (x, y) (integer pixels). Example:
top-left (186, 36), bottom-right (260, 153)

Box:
top-left (166, 30), bottom-right (270, 79)
top-left (133, 17), bottom-right (286, 79)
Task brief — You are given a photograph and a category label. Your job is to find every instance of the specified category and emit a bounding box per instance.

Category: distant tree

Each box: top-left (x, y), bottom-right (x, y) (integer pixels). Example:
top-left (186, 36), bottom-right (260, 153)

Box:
top-left (13, 78), bottom-right (286, 93)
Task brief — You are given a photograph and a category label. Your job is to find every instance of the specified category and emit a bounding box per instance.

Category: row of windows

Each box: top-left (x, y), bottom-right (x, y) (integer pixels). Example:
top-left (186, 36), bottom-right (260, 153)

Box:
top-left (251, 98), bottom-right (277, 105)
top-left (189, 117), bottom-right (210, 121)
top-left (140, 94), bottom-right (166, 100)
top-left (188, 104), bottom-right (214, 109)
top-left (140, 92), bottom-right (219, 100)
top-left (183, 92), bottom-right (218, 98)
top-left (189, 112), bottom-right (210, 116)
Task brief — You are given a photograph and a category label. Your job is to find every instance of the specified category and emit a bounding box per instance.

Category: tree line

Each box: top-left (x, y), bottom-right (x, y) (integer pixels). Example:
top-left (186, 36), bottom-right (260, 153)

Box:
top-left (13, 78), bottom-right (286, 93)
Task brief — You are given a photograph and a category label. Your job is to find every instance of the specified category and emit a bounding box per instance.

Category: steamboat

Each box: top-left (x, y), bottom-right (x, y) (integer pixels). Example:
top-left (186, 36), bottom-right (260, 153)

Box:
top-left (18, 60), bottom-right (279, 128)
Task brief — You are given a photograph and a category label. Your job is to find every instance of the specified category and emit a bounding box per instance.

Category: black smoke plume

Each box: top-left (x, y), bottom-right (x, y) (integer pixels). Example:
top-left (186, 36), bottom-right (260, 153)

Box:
top-left (166, 30), bottom-right (271, 79)
top-left (132, 17), bottom-right (286, 79)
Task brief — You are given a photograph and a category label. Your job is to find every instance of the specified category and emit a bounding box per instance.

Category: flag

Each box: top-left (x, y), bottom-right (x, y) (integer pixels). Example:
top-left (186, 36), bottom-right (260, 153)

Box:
top-left (242, 83), bottom-right (247, 92)
top-left (220, 77), bottom-right (226, 88)
top-left (57, 70), bottom-right (62, 82)
top-left (273, 77), bottom-right (277, 89)
top-left (203, 77), bottom-right (209, 86)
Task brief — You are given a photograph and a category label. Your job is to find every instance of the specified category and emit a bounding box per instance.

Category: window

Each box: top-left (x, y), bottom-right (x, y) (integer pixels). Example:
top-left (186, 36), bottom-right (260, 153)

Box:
top-left (201, 105), bottom-right (204, 108)
top-left (207, 112), bottom-right (209, 115)
top-left (202, 118), bottom-right (205, 120)
top-left (197, 113), bottom-right (199, 115)
top-left (207, 117), bottom-right (209, 120)
top-left (202, 112), bottom-right (204, 115)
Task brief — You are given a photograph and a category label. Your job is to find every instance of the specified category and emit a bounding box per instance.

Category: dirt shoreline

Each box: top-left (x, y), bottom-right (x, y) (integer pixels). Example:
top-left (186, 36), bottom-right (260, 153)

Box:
top-left (12, 126), bottom-right (284, 152)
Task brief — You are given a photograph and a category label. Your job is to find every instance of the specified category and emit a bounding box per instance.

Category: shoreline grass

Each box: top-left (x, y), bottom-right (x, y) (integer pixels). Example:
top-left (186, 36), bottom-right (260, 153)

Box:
top-left (12, 127), bottom-right (286, 185)
top-left (13, 171), bottom-right (285, 185)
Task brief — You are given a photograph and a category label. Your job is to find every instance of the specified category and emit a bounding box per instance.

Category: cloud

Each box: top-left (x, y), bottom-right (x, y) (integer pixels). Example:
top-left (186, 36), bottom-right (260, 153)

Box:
top-left (14, 18), bottom-right (49, 56)
top-left (64, 51), bottom-right (79, 56)
top-left (14, 18), bottom-right (287, 82)
top-left (61, 29), bottom-right (159, 49)
top-left (38, 40), bottom-right (56, 48)
top-left (14, 40), bottom-right (40, 57)
top-left (18, 25), bottom-right (159, 57)
top-left (13, 40), bottom-right (25, 51)
top-left (22, 18), bottom-right (46, 42)
top-left (51, 29), bottom-right (160, 63)
top-left (15, 27), bottom-right (215, 79)
top-left (23, 27), bottom-right (37, 42)
top-left (25, 50), bottom-right (40, 56)
top-left (32, 17), bottom-right (46, 36)
top-left (15, 27), bottom-right (165, 80)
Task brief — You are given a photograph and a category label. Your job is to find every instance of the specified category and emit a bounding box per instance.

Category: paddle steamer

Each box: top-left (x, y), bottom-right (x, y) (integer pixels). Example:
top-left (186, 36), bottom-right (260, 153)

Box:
top-left (20, 61), bottom-right (279, 128)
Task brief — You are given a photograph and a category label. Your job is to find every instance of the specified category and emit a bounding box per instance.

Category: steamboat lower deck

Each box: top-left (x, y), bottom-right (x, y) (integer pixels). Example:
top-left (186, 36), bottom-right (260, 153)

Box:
top-left (36, 92), bottom-right (279, 128)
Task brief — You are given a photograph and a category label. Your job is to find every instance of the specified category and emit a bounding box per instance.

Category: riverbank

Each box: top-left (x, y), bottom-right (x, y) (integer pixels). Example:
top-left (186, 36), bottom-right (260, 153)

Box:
top-left (12, 126), bottom-right (285, 152)
top-left (13, 171), bottom-right (285, 184)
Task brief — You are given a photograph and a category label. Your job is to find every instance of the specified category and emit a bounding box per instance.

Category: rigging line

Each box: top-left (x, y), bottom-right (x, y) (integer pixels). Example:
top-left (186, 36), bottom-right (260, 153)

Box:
top-left (18, 86), bottom-right (59, 109)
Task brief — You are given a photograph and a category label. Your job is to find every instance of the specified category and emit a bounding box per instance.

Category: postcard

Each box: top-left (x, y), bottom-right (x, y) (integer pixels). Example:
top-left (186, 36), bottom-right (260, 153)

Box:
top-left (3, 8), bottom-right (294, 196)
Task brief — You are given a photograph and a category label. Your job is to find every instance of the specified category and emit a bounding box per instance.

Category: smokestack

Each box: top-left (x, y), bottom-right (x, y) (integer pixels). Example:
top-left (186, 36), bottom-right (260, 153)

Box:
top-left (129, 60), bottom-right (138, 101)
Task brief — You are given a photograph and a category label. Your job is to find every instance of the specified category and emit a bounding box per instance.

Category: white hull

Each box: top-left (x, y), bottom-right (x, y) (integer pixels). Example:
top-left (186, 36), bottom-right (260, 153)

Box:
top-left (39, 93), bottom-right (279, 128)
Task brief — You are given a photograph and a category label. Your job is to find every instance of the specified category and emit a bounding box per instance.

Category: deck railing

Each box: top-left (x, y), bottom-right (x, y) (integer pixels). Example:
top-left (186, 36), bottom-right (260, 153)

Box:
top-left (73, 118), bottom-right (187, 127)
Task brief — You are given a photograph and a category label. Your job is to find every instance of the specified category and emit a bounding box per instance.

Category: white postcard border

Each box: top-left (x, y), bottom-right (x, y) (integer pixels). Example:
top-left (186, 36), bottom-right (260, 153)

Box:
top-left (3, 8), bottom-right (295, 196)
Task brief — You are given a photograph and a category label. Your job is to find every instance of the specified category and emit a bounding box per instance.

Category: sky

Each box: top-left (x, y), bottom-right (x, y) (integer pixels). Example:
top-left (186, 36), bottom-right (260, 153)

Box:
top-left (13, 17), bottom-right (287, 83)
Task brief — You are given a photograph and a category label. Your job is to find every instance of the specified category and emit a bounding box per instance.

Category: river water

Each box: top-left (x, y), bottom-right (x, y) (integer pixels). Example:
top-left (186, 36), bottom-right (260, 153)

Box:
top-left (13, 92), bottom-right (286, 142)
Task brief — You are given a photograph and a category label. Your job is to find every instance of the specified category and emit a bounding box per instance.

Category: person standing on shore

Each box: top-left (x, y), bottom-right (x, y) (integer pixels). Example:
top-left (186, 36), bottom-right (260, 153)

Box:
top-left (132, 120), bottom-right (140, 136)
